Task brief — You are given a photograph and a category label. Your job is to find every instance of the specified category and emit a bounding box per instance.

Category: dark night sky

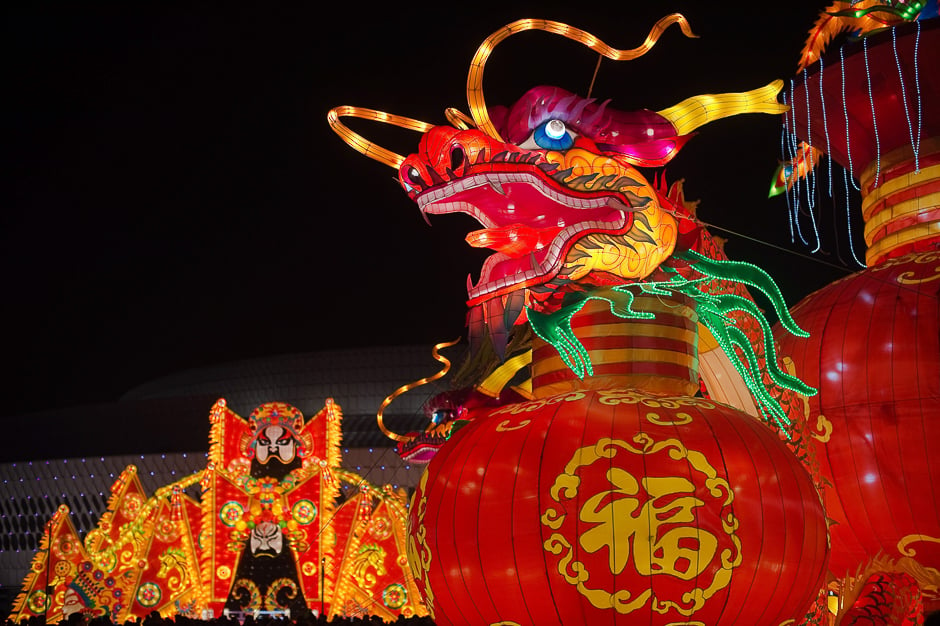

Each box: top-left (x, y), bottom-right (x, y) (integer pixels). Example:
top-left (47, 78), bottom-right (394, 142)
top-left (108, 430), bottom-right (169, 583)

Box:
top-left (1, 3), bottom-right (858, 417)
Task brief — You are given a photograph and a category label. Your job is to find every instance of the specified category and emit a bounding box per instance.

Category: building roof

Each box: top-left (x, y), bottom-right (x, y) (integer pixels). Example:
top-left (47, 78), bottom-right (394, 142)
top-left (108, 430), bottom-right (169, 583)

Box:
top-left (2, 344), bottom-right (465, 462)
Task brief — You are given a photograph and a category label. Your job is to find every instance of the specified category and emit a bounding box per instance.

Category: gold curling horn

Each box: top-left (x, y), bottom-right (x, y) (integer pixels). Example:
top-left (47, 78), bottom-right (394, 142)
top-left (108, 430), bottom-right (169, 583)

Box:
top-left (445, 108), bottom-right (476, 130)
top-left (327, 106), bottom-right (434, 169)
top-left (467, 15), bottom-right (698, 143)
top-left (376, 338), bottom-right (461, 443)
top-left (656, 80), bottom-right (790, 136)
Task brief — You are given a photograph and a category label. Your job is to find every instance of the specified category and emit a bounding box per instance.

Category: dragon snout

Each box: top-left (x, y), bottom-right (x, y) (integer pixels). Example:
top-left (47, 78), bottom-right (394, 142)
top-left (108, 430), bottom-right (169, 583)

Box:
top-left (399, 126), bottom-right (524, 194)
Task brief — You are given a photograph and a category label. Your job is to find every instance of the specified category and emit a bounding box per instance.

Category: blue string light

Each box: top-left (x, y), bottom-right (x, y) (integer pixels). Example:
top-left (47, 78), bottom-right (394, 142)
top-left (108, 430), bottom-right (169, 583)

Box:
top-left (863, 37), bottom-right (882, 188)
top-left (819, 55), bottom-right (834, 196)
top-left (781, 91), bottom-right (795, 242)
top-left (803, 68), bottom-right (817, 209)
top-left (913, 20), bottom-right (923, 172)
top-left (840, 46), bottom-right (862, 190)
top-left (893, 25), bottom-right (919, 174)
top-left (842, 166), bottom-right (866, 267)
top-left (803, 68), bottom-right (822, 252)
top-left (788, 80), bottom-right (810, 246)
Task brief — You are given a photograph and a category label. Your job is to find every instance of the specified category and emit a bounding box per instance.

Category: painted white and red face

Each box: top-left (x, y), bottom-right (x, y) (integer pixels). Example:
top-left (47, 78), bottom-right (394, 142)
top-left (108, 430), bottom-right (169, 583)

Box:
top-left (249, 521), bottom-right (283, 556)
top-left (254, 425), bottom-right (296, 465)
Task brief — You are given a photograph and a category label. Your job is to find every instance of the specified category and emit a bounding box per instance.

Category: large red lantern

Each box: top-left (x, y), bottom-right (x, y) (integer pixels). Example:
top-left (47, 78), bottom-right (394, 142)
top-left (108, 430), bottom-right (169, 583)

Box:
top-left (327, 15), bottom-right (833, 622)
top-left (776, 250), bottom-right (940, 582)
top-left (409, 299), bottom-right (829, 625)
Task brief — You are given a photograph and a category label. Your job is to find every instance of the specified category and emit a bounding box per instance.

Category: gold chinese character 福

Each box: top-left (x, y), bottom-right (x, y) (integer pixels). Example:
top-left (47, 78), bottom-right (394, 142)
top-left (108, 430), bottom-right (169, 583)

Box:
top-left (578, 468), bottom-right (718, 580)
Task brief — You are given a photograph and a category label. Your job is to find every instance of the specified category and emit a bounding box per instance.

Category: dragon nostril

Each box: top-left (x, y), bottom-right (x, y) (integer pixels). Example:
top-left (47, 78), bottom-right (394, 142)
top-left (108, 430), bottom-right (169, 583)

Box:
top-left (450, 146), bottom-right (465, 172)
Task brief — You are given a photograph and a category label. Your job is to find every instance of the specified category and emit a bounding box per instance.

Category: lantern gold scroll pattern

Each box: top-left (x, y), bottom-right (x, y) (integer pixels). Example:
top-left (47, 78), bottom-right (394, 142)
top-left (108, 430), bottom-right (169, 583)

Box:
top-left (775, 250), bottom-right (940, 609)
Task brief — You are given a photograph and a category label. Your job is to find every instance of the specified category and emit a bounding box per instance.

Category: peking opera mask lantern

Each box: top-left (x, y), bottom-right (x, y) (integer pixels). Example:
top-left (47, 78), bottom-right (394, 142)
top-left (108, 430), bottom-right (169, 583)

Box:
top-left (242, 402), bottom-right (312, 481)
top-left (249, 521), bottom-right (285, 557)
top-left (331, 14), bottom-right (830, 625)
top-left (254, 425), bottom-right (297, 465)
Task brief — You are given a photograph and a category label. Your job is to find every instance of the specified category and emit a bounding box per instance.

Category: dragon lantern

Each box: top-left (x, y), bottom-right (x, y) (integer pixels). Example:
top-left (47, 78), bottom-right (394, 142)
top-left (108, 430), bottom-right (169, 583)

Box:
top-left (331, 15), bottom-right (831, 625)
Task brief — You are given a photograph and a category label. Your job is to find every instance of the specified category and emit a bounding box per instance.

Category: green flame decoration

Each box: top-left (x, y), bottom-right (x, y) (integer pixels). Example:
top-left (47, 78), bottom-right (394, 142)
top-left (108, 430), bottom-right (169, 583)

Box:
top-left (828, 1), bottom-right (924, 21)
top-left (526, 250), bottom-right (816, 436)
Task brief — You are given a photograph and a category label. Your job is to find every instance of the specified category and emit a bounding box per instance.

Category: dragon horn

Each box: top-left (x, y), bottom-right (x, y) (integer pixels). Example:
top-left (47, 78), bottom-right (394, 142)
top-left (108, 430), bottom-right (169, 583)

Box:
top-left (475, 350), bottom-right (532, 398)
top-left (467, 14), bottom-right (697, 142)
top-left (656, 80), bottom-right (789, 137)
top-left (327, 106), bottom-right (434, 169)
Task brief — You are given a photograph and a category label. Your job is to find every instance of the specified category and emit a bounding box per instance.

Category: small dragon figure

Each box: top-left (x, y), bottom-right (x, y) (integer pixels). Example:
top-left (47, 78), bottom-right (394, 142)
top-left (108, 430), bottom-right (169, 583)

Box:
top-left (769, 0), bottom-right (934, 197)
top-left (330, 14), bottom-right (815, 458)
top-left (799, 0), bottom-right (930, 71)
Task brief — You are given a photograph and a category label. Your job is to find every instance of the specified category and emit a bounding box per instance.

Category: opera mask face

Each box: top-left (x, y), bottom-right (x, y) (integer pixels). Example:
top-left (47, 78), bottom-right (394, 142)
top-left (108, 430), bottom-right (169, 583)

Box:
top-left (249, 521), bottom-right (283, 556)
top-left (255, 425), bottom-right (296, 465)
top-left (61, 588), bottom-right (86, 617)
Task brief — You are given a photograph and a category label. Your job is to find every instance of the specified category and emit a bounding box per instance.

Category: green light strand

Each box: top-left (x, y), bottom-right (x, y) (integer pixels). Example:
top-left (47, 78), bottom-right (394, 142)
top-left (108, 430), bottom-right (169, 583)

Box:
top-left (709, 292), bottom-right (816, 396)
top-left (596, 288), bottom-right (658, 319)
top-left (725, 324), bottom-right (793, 431)
top-left (679, 291), bottom-right (792, 434)
top-left (829, 3), bottom-right (922, 20)
top-left (668, 251), bottom-right (817, 399)
top-left (671, 249), bottom-right (809, 339)
top-left (699, 304), bottom-right (792, 432)
top-left (524, 262), bottom-right (815, 437)
top-left (527, 301), bottom-right (594, 378)
top-left (525, 289), bottom-right (658, 378)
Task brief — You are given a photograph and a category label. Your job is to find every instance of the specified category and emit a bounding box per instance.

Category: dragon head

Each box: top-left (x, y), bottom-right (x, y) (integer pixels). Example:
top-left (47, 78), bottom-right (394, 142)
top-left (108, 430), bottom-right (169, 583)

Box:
top-left (330, 15), bottom-right (802, 456)
top-left (330, 15), bottom-right (786, 356)
top-left (399, 89), bottom-right (690, 319)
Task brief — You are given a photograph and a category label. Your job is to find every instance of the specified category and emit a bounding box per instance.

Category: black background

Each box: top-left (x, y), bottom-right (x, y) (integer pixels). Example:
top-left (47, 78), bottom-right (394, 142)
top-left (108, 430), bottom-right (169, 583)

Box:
top-left (1, 3), bottom-right (860, 417)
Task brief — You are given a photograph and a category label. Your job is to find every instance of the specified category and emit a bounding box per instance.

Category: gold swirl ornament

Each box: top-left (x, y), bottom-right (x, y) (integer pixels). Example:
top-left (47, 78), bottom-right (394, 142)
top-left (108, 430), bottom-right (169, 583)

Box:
top-left (541, 434), bottom-right (740, 616)
top-left (540, 146), bottom-right (678, 283)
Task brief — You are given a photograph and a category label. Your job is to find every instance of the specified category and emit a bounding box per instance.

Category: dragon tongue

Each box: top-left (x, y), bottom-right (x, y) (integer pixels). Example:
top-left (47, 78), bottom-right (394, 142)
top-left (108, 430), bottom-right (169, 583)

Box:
top-left (466, 224), bottom-right (562, 258)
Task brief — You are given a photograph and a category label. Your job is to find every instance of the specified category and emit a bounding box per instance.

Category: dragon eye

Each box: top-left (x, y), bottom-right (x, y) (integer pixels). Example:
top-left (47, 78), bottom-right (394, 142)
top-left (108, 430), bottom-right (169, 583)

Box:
top-left (543, 120), bottom-right (567, 140)
top-left (406, 166), bottom-right (425, 186)
top-left (520, 119), bottom-right (576, 151)
top-left (450, 146), bottom-right (466, 172)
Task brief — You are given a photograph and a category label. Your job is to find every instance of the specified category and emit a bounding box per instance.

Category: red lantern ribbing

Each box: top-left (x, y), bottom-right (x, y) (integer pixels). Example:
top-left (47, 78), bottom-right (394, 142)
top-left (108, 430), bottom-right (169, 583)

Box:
top-left (776, 250), bottom-right (940, 580)
top-left (327, 16), bottom-right (833, 622)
